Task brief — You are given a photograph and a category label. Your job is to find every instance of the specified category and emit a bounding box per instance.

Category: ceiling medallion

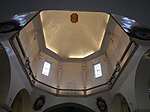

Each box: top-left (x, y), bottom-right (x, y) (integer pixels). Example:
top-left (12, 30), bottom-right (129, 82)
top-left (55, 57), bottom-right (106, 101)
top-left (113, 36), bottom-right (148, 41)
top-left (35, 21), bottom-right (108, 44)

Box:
top-left (70, 13), bottom-right (78, 23)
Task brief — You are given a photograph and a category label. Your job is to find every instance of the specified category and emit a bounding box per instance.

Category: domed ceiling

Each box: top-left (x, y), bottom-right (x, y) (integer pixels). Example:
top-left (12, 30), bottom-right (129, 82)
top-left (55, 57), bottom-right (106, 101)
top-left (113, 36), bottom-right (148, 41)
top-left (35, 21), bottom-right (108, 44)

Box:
top-left (40, 10), bottom-right (110, 59)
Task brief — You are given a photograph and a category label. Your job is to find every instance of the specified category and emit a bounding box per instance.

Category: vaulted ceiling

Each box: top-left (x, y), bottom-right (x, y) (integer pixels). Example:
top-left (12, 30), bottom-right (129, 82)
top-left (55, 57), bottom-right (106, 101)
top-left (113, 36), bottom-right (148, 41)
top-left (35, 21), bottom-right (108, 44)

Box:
top-left (40, 10), bottom-right (109, 58)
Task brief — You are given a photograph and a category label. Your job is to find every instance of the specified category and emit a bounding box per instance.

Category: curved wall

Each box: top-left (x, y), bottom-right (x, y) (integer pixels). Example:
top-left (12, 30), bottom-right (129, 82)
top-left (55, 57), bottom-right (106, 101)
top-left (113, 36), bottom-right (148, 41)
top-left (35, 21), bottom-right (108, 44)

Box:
top-left (135, 49), bottom-right (150, 111)
top-left (110, 93), bottom-right (131, 112)
top-left (0, 43), bottom-right (11, 109)
top-left (11, 89), bottom-right (33, 112)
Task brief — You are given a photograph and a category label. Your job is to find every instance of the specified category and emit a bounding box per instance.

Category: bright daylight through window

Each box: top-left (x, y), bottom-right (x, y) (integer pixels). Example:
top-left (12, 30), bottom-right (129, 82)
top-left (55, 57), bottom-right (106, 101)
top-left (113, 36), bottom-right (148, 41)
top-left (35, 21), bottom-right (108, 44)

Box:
top-left (42, 61), bottom-right (51, 76)
top-left (94, 63), bottom-right (102, 78)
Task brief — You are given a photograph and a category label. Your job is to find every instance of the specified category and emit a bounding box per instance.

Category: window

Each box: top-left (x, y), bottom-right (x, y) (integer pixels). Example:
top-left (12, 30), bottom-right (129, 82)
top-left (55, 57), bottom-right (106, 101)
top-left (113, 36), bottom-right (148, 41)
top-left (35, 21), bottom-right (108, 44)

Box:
top-left (42, 61), bottom-right (51, 76)
top-left (94, 63), bottom-right (102, 78)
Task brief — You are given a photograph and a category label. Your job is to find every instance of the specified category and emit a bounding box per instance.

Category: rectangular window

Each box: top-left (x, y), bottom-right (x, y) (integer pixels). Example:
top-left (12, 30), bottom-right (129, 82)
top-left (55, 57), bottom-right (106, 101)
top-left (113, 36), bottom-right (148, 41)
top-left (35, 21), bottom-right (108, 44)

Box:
top-left (94, 63), bottom-right (102, 78)
top-left (42, 61), bottom-right (51, 76)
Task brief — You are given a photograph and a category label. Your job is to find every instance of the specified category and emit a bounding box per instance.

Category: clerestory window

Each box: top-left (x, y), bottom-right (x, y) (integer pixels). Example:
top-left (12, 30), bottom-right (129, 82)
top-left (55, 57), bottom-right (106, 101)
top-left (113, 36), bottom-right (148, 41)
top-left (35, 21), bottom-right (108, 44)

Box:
top-left (94, 63), bottom-right (102, 78)
top-left (42, 61), bottom-right (51, 76)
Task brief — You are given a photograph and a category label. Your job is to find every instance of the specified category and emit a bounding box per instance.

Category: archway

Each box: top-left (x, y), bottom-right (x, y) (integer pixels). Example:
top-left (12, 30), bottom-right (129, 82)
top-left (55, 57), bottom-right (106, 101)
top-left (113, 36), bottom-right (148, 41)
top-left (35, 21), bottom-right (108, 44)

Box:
top-left (135, 49), bottom-right (150, 111)
top-left (0, 42), bottom-right (11, 110)
top-left (110, 93), bottom-right (131, 112)
top-left (11, 89), bottom-right (33, 112)
top-left (43, 103), bottom-right (94, 112)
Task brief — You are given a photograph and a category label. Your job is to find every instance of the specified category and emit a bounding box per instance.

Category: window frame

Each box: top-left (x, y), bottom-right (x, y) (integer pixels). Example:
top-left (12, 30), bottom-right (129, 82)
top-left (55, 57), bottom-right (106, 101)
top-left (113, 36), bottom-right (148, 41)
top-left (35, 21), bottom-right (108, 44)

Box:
top-left (93, 62), bottom-right (103, 78)
top-left (42, 60), bottom-right (51, 76)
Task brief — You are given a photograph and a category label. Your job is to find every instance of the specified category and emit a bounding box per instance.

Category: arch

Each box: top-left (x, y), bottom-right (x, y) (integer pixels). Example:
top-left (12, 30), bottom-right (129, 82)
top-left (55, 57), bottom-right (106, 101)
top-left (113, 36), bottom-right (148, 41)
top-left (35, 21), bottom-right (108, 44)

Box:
top-left (110, 93), bottom-right (131, 112)
top-left (0, 42), bottom-right (11, 105)
top-left (43, 103), bottom-right (94, 112)
top-left (135, 49), bottom-right (150, 111)
top-left (11, 89), bottom-right (33, 112)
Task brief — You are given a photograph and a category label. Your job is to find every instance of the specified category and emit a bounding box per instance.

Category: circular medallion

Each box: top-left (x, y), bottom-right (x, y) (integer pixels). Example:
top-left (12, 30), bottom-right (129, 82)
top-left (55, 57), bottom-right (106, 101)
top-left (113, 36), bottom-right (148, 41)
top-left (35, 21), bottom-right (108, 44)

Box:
top-left (33, 95), bottom-right (45, 111)
top-left (96, 97), bottom-right (108, 112)
top-left (70, 13), bottom-right (78, 23)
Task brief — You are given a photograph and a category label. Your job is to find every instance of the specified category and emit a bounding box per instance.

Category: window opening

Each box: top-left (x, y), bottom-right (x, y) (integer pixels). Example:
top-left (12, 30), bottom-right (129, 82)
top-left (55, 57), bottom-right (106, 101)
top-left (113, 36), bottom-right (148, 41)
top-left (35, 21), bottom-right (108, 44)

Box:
top-left (94, 63), bottom-right (102, 78)
top-left (42, 61), bottom-right (51, 76)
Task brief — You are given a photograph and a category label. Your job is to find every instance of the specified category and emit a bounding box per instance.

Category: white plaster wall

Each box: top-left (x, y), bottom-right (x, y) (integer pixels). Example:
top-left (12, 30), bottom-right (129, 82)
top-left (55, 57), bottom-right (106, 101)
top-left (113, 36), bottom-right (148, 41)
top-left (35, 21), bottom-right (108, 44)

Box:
top-left (0, 43), bottom-right (10, 105)
top-left (135, 58), bottom-right (150, 110)
top-left (86, 55), bottom-right (109, 90)
top-left (32, 51), bottom-right (114, 95)
top-left (60, 62), bottom-right (83, 90)
top-left (31, 88), bottom-right (112, 112)
top-left (34, 52), bottom-right (112, 95)
top-left (106, 23), bottom-right (130, 75)
top-left (51, 62), bottom-right (83, 95)
top-left (2, 41), bottom-right (33, 108)
top-left (19, 21), bottom-right (41, 77)
top-left (35, 52), bottom-right (59, 88)
top-left (110, 41), bottom-right (150, 111)
top-left (19, 21), bottom-right (40, 63)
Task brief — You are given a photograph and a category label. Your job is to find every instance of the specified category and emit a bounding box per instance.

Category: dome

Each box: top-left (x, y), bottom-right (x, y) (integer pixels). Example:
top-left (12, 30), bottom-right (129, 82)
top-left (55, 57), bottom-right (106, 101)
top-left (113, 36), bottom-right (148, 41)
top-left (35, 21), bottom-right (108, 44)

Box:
top-left (39, 10), bottom-right (109, 59)
top-left (14, 10), bottom-right (137, 96)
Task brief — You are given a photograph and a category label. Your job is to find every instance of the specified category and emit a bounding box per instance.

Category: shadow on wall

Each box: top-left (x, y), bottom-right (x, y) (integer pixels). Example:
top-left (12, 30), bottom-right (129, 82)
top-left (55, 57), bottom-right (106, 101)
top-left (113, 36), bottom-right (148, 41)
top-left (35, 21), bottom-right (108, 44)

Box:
top-left (110, 93), bottom-right (131, 112)
top-left (11, 89), bottom-right (33, 112)
top-left (134, 49), bottom-right (150, 112)
top-left (0, 42), bottom-right (11, 110)
top-left (43, 103), bottom-right (95, 112)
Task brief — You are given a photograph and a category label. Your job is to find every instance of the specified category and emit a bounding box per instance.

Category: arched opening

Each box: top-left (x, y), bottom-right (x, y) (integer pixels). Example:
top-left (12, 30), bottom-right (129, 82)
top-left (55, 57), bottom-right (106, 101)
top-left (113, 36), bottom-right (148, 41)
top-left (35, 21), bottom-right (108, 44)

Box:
top-left (43, 103), bottom-right (94, 112)
top-left (11, 89), bottom-right (33, 112)
top-left (110, 93), bottom-right (131, 112)
top-left (0, 42), bottom-right (11, 109)
top-left (135, 49), bottom-right (150, 111)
